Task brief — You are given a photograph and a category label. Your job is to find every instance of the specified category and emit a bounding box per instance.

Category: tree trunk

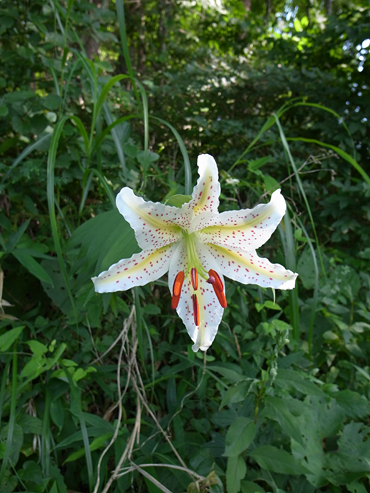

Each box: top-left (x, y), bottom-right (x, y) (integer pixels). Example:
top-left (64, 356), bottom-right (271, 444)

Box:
top-left (266, 0), bottom-right (271, 17)
top-left (325, 0), bottom-right (332, 15)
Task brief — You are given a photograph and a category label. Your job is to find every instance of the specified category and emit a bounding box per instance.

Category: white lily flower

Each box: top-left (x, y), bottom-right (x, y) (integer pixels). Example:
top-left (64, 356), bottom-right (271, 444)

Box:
top-left (92, 154), bottom-right (298, 352)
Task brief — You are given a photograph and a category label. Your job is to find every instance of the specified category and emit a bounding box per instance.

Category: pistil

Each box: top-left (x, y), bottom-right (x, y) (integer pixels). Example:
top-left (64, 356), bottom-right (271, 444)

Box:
top-left (191, 268), bottom-right (198, 290)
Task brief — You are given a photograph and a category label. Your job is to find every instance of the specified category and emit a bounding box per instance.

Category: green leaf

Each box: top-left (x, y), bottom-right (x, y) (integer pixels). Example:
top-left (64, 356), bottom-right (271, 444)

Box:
top-left (226, 455), bottom-right (247, 493)
top-left (12, 250), bottom-right (54, 285)
top-left (209, 365), bottom-right (247, 385)
top-left (240, 480), bottom-right (265, 493)
top-left (43, 94), bottom-right (62, 110)
top-left (220, 381), bottom-right (251, 408)
top-left (255, 300), bottom-right (281, 312)
top-left (0, 424), bottom-right (23, 466)
top-left (275, 369), bottom-right (325, 397)
top-left (248, 445), bottom-right (309, 475)
top-left (26, 340), bottom-right (48, 356)
top-left (264, 396), bottom-right (304, 445)
top-left (67, 208), bottom-right (139, 275)
top-left (137, 150), bottom-right (160, 170)
top-left (334, 390), bottom-right (370, 419)
top-left (247, 156), bottom-right (272, 172)
top-left (166, 194), bottom-right (192, 207)
top-left (0, 104), bottom-right (8, 117)
top-left (18, 415), bottom-right (43, 435)
top-left (223, 418), bottom-right (255, 457)
top-left (6, 220), bottom-right (30, 251)
top-left (64, 432), bottom-right (113, 463)
top-left (0, 326), bottom-right (24, 352)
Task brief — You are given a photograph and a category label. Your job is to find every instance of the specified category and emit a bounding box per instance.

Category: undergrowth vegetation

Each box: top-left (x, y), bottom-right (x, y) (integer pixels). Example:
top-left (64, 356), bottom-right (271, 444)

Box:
top-left (1, 0), bottom-right (370, 492)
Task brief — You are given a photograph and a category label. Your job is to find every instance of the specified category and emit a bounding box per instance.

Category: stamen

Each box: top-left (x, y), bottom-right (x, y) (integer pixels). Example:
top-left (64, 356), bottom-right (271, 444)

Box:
top-left (208, 269), bottom-right (224, 292)
top-left (213, 286), bottom-right (227, 308)
top-left (208, 269), bottom-right (227, 308)
top-left (192, 294), bottom-right (200, 326)
top-left (191, 268), bottom-right (198, 290)
top-left (171, 271), bottom-right (185, 309)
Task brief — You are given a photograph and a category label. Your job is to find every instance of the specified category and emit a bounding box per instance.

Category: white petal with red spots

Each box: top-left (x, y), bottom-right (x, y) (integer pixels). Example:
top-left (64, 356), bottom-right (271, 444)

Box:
top-left (92, 244), bottom-right (177, 293)
top-left (207, 243), bottom-right (298, 290)
top-left (182, 154), bottom-right (220, 218)
top-left (116, 188), bottom-right (184, 250)
top-left (168, 240), bottom-right (225, 352)
top-left (195, 189), bottom-right (286, 251)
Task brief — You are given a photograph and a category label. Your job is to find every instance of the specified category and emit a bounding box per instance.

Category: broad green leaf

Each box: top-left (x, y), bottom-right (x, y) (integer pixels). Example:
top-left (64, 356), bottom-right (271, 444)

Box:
top-left (18, 460), bottom-right (43, 485)
top-left (0, 326), bottom-right (24, 352)
top-left (325, 422), bottom-right (370, 486)
top-left (347, 481), bottom-right (368, 493)
top-left (64, 432), bottom-right (113, 463)
top-left (223, 418), bottom-right (255, 457)
top-left (275, 369), bottom-right (325, 397)
top-left (26, 340), bottom-right (48, 356)
top-left (248, 445), bottom-right (309, 475)
top-left (0, 424), bottom-right (23, 466)
top-left (67, 208), bottom-right (139, 276)
top-left (220, 381), bottom-right (251, 408)
top-left (247, 156), bottom-right (272, 171)
top-left (291, 396), bottom-right (345, 487)
top-left (18, 414), bottom-right (43, 435)
top-left (166, 194), bottom-right (192, 207)
top-left (226, 455), bottom-right (247, 493)
top-left (255, 300), bottom-right (281, 312)
top-left (6, 220), bottom-right (30, 251)
top-left (12, 250), bottom-right (53, 285)
top-left (40, 259), bottom-right (73, 315)
top-left (264, 396), bottom-right (304, 445)
top-left (209, 365), bottom-right (247, 385)
top-left (334, 390), bottom-right (370, 419)
top-left (240, 480), bottom-right (265, 493)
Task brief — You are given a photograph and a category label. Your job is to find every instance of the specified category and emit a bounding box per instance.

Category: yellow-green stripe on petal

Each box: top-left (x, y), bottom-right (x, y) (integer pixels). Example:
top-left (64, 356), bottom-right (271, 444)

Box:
top-left (194, 189), bottom-right (287, 252)
top-left (116, 188), bottom-right (184, 250)
top-left (92, 244), bottom-right (177, 293)
top-left (182, 154), bottom-right (221, 217)
top-left (207, 243), bottom-right (298, 290)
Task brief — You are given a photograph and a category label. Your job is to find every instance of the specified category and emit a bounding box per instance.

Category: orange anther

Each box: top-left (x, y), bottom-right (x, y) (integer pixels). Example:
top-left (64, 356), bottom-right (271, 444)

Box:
top-left (192, 294), bottom-right (200, 326)
top-left (213, 286), bottom-right (227, 308)
top-left (191, 268), bottom-right (198, 290)
top-left (208, 269), bottom-right (224, 292)
top-left (171, 271), bottom-right (185, 309)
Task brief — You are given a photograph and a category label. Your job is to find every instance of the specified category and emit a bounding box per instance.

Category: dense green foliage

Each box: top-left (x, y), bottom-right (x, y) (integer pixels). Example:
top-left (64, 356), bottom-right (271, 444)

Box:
top-left (1, 0), bottom-right (370, 492)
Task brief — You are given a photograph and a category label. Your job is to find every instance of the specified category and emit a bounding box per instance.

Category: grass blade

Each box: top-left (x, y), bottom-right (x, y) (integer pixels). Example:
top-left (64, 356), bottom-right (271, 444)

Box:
top-left (296, 217), bottom-right (319, 357)
top-left (288, 137), bottom-right (370, 188)
top-left (102, 104), bottom-right (129, 182)
top-left (273, 113), bottom-right (326, 279)
top-left (91, 114), bottom-right (136, 157)
top-left (60, 363), bottom-right (94, 491)
top-left (47, 115), bottom-right (77, 321)
top-left (279, 208), bottom-right (299, 342)
top-left (115, 0), bottom-right (141, 107)
top-left (0, 344), bottom-right (18, 485)
top-left (151, 116), bottom-right (192, 195)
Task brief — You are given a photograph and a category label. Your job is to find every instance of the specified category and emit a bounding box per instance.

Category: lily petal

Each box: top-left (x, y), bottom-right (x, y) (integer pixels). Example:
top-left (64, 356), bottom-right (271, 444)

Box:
top-left (116, 188), bottom-right (185, 249)
top-left (183, 154), bottom-right (220, 218)
top-left (92, 244), bottom-right (177, 293)
top-left (168, 240), bottom-right (224, 352)
top-left (207, 243), bottom-right (297, 290)
top-left (193, 189), bottom-right (287, 251)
